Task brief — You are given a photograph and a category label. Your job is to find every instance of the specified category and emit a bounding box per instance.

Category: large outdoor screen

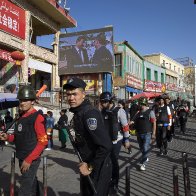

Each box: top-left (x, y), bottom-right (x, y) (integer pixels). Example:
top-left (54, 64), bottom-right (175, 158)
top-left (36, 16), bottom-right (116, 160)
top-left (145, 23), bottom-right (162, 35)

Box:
top-left (58, 27), bottom-right (114, 75)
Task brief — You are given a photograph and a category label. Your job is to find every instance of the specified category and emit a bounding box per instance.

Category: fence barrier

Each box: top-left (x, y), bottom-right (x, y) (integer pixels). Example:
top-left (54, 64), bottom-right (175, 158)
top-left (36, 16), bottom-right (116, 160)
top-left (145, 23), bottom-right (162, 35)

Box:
top-left (10, 152), bottom-right (15, 196)
top-left (125, 166), bottom-right (130, 196)
top-left (173, 165), bottom-right (179, 196)
top-left (182, 152), bottom-right (191, 196)
top-left (43, 156), bottom-right (47, 196)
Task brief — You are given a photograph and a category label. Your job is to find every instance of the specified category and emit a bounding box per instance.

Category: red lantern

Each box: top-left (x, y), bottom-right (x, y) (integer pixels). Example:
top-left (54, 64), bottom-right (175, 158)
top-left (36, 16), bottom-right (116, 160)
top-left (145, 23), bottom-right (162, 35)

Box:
top-left (11, 51), bottom-right (25, 66)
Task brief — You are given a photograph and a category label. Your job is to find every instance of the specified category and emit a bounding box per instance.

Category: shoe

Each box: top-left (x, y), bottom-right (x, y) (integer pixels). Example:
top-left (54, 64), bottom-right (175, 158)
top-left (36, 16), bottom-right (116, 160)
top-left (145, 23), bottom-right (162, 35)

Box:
top-left (168, 137), bottom-right (173, 142)
top-left (160, 150), bottom-right (164, 155)
top-left (163, 150), bottom-right (168, 155)
top-left (45, 148), bottom-right (51, 151)
top-left (140, 164), bottom-right (146, 171)
top-left (59, 145), bottom-right (66, 149)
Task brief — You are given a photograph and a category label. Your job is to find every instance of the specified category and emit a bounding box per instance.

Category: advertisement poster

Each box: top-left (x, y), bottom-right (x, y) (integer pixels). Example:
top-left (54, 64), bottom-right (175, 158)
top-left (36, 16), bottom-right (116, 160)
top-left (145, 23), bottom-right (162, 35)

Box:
top-left (59, 27), bottom-right (114, 75)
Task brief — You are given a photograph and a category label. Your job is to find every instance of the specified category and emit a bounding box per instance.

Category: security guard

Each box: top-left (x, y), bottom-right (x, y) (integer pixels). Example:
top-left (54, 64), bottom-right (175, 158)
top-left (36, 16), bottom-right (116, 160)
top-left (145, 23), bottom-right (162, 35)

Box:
top-left (99, 91), bottom-right (130, 194)
top-left (155, 95), bottom-right (172, 155)
top-left (131, 97), bottom-right (156, 171)
top-left (63, 77), bottom-right (112, 196)
top-left (164, 94), bottom-right (175, 141)
top-left (0, 85), bottom-right (48, 195)
top-left (177, 100), bottom-right (189, 134)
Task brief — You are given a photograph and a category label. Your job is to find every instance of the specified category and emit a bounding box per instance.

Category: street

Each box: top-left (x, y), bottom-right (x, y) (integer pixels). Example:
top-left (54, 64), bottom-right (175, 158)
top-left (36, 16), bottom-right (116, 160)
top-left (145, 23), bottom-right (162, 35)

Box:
top-left (0, 118), bottom-right (196, 196)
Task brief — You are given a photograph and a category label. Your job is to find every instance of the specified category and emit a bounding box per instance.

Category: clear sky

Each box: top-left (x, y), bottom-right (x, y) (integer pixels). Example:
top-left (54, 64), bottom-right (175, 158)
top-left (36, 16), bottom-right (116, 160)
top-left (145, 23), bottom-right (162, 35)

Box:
top-left (38, 0), bottom-right (196, 64)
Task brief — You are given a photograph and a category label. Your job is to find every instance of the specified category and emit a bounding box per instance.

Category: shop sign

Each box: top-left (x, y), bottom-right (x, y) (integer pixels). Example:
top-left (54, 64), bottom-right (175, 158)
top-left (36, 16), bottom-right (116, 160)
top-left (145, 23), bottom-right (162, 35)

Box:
top-left (166, 83), bottom-right (178, 91)
top-left (0, 0), bottom-right (25, 39)
top-left (0, 49), bottom-right (15, 63)
top-left (144, 80), bottom-right (166, 93)
top-left (126, 74), bottom-right (143, 90)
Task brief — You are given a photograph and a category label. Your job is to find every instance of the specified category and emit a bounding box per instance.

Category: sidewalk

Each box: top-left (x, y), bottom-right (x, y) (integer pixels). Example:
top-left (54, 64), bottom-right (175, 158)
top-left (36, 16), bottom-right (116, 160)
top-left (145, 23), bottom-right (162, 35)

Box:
top-left (0, 118), bottom-right (196, 195)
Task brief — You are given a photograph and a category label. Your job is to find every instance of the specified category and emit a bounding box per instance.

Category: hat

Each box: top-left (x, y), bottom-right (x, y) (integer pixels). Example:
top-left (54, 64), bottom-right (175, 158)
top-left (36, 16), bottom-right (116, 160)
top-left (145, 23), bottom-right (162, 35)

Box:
top-left (63, 77), bottom-right (87, 90)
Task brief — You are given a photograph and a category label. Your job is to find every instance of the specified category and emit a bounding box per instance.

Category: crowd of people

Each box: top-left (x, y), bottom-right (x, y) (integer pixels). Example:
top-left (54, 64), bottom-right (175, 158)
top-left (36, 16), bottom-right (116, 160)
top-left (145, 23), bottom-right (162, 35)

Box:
top-left (0, 78), bottom-right (191, 196)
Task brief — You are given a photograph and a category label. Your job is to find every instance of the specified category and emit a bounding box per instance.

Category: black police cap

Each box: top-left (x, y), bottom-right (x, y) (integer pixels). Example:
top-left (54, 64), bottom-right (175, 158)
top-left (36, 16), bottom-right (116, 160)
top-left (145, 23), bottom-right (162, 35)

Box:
top-left (63, 77), bottom-right (87, 90)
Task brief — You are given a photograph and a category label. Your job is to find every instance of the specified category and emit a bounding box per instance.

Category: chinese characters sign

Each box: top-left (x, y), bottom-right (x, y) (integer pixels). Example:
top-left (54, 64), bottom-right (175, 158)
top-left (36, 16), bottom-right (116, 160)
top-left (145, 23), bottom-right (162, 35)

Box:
top-left (0, 0), bottom-right (25, 39)
top-left (0, 49), bottom-right (15, 63)
top-left (126, 74), bottom-right (143, 90)
top-left (144, 80), bottom-right (166, 93)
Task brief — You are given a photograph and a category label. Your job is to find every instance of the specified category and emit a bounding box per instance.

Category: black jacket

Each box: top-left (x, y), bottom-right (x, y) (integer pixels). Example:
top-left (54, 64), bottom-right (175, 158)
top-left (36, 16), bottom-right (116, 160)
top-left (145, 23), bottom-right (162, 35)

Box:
top-left (70, 99), bottom-right (112, 172)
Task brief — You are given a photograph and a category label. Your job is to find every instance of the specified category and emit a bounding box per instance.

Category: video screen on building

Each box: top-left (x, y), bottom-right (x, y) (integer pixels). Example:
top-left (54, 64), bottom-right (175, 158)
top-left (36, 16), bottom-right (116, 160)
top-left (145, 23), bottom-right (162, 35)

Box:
top-left (58, 27), bottom-right (114, 75)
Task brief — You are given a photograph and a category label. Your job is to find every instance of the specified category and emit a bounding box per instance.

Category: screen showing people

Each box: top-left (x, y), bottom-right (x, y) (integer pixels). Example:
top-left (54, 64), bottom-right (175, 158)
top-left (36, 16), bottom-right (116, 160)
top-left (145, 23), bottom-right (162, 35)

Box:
top-left (59, 27), bottom-right (114, 74)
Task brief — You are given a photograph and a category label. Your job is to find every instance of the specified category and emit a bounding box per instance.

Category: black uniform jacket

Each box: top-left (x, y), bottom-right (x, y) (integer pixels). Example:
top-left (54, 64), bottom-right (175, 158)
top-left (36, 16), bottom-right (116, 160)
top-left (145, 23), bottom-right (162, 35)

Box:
top-left (70, 99), bottom-right (112, 172)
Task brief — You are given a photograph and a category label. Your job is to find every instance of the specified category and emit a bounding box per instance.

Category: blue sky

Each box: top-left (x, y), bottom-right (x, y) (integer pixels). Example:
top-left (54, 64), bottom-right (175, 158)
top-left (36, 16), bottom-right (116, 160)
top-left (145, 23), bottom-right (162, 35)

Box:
top-left (38, 0), bottom-right (196, 64)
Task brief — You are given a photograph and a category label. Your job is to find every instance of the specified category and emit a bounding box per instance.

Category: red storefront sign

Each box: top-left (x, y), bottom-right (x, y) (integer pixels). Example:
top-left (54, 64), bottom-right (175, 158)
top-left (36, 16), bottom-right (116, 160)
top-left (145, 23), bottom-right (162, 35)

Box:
top-left (0, 49), bottom-right (15, 63)
top-left (126, 74), bottom-right (143, 89)
top-left (0, 0), bottom-right (25, 39)
top-left (144, 80), bottom-right (166, 93)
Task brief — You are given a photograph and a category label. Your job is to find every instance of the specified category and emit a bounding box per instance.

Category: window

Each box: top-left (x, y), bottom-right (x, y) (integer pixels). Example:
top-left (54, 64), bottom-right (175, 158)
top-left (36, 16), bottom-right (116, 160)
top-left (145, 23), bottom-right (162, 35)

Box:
top-left (146, 68), bottom-right (151, 80)
top-left (114, 54), bottom-right (122, 77)
top-left (161, 73), bottom-right (164, 83)
top-left (154, 70), bottom-right (158, 82)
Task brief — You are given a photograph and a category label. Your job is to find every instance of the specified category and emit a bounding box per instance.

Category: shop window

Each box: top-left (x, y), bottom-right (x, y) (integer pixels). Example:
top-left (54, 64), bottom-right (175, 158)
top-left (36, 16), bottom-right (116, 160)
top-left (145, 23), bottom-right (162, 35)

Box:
top-left (154, 70), bottom-right (158, 82)
top-left (114, 54), bottom-right (122, 77)
top-left (146, 68), bottom-right (151, 80)
top-left (161, 73), bottom-right (164, 83)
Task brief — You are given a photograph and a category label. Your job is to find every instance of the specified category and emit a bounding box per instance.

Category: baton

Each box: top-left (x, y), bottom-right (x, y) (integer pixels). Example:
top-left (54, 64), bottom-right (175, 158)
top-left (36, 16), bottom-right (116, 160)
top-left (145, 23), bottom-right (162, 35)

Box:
top-left (66, 125), bottom-right (97, 194)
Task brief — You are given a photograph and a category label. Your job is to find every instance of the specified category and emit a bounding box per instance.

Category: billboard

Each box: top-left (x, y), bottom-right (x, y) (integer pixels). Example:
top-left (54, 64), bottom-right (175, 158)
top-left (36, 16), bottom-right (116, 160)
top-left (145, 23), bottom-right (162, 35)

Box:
top-left (0, 0), bottom-right (26, 39)
top-left (59, 27), bottom-right (114, 75)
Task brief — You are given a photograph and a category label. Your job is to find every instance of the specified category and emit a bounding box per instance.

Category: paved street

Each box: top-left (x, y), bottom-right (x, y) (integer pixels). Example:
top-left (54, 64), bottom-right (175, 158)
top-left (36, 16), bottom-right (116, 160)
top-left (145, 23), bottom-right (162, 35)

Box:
top-left (0, 118), bottom-right (196, 196)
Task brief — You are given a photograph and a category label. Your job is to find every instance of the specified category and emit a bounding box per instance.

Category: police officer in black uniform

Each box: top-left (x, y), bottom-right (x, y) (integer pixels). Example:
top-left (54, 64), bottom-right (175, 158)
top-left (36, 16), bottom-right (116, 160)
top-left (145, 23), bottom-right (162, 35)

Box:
top-left (63, 77), bottom-right (112, 196)
top-left (164, 94), bottom-right (175, 141)
top-left (177, 100), bottom-right (189, 134)
top-left (155, 95), bottom-right (172, 155)
top-left (99, 92), bottom-right (130, 194)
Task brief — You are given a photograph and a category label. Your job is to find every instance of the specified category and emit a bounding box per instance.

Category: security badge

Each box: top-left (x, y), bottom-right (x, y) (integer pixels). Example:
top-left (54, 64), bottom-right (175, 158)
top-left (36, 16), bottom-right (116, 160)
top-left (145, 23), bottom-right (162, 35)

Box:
top-left (87, 118), bottom-right (97, 130)
top-left (17, 124), bottom-right (22, 132)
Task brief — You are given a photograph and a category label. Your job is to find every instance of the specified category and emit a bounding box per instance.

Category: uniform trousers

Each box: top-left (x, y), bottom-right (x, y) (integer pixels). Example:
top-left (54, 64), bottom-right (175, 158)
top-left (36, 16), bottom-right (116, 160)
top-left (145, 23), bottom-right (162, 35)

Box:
top-left (18, 158), bottom-right (41, 196)
top-left (156, 126), bottom-right (168, 152)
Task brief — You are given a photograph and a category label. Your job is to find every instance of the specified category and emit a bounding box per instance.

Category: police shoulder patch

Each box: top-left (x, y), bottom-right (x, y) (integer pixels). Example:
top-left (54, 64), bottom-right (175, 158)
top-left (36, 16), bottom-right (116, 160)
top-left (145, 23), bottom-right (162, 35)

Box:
top-left (87, 118), bottom-right (97, 130)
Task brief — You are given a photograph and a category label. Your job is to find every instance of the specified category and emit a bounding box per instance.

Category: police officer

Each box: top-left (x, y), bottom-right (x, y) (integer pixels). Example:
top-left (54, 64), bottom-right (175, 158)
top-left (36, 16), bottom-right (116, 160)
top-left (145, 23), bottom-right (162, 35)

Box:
top-left (164, 94), bottom-right (175, 141)
top-left (155, 95), bottom-right (172, 155)
top-left (99, 92), bottom-right (130, 194)
top-left (0, 85), bottom-right (48, 195)
top-left (131, 97), bottom-right (156, 171)
top-left (177, 100), bottom-right (189, 134)
top-left (63, 77), bottom-right (112, 196)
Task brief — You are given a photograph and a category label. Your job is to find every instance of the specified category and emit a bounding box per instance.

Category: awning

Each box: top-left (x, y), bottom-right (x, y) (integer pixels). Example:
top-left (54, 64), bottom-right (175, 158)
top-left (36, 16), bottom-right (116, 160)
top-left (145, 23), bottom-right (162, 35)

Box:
top-left (28, 58), bottom-right (52, 73)
top-left (126, 86), bottom-right (142, 94)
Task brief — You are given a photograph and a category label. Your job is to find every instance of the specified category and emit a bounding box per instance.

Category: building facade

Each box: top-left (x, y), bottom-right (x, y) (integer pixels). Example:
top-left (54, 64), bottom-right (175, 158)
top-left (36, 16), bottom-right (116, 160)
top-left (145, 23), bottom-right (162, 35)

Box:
top-left (0, 0), bottom-right (76, 100)
top-left (143, 53), bottom-right (184, 98)
top-left (143, 60), bottom-right (166, 93)
top-left (113, 41), bottom-right (143, 100)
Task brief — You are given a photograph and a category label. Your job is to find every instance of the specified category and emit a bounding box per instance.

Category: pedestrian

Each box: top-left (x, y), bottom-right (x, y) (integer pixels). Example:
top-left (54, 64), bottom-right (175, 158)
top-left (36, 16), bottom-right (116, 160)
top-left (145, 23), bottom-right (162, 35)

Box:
top-left (177, 100), bottom-right (189, 134)
top-left (0, 114), bottom-right (5, 131)
top-left (130, 97), bottom-right (156, 171)
top-left (99, 92), bottom-right (130, 195)
top-left (45, 111), bottom-right (55, 150)
top-left (0, 85), bottom-right (48, 196)
top-left (155, 95), bottom-right (172, 156)
top-left (56, 109), bottom-right (69, 149)
top-left (4, 111), bottom-right (13, 128)
top-left (164, 94), bottom-right (175, 142)
top-left (63, 77), bottom-right (112, 196)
